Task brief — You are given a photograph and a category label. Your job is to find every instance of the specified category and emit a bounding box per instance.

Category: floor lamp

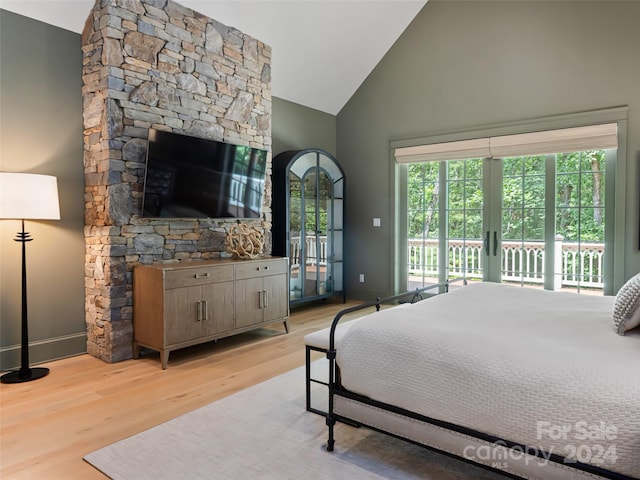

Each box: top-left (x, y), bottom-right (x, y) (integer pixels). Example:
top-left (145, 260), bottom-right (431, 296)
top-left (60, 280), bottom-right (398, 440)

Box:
top-left (0, 172), bottom-right (60, 384)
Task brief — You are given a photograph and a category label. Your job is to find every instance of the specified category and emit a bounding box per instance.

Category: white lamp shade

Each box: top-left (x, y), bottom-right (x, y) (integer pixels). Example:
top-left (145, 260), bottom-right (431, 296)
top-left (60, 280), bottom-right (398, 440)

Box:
top-left (0, 173), bottom-right (61, 220)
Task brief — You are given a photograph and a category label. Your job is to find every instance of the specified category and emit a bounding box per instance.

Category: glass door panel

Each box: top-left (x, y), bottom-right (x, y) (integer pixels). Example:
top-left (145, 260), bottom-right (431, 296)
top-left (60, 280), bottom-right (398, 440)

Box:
top-left (555, 151), bottom-right (606, 294)
top-left (288, 172), bottom-right (303, 300)
top-left (303, 171), bottom-right (318, 297)
top-left (500, 156), bottom-right (546, 287)
top-left (406, 162), bottom-right (440, 289)
top-left (317, 171), bottom-right (332, 293)
top-left (446, 159), bottom-right (484, 282)
top-left (327, 165), bottom-right (344, 296)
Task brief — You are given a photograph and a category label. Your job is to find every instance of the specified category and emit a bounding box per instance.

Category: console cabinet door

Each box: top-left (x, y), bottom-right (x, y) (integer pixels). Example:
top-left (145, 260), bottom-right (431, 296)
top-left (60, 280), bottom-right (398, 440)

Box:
top-left (235, 277), bottom-right (264, 329)
top-left (201, 281), bottom-right (235, 336)
top-left (165, 282), bottom-right (235, 344)
top-left (263, 273), bottom-right (288, 322)
top-left (235, 259), bottom-right (289, 329)
top-left (165, 286), bottom-right (202, 345)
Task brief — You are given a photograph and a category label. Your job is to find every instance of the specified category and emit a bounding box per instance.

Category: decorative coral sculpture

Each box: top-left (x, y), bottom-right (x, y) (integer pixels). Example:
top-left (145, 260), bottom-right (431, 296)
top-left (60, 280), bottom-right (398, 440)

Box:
top-left (225, 223), bottom-right (265, 259)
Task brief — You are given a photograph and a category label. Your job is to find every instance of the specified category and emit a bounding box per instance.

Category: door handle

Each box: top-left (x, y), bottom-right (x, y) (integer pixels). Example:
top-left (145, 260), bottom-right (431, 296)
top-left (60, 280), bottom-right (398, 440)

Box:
top-left (484, 231), bottom-right (490, 255)
top-left (257, 290), bottom-right (268, 309)
top-left (493, 231), bottom-right (498, 256)
top-left (196, 301), bottom-right (203, 322)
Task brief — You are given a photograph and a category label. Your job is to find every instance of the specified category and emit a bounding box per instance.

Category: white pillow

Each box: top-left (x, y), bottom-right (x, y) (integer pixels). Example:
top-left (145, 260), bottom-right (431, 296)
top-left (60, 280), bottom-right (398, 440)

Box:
top-left (613, 272), bottom-right (640, 335)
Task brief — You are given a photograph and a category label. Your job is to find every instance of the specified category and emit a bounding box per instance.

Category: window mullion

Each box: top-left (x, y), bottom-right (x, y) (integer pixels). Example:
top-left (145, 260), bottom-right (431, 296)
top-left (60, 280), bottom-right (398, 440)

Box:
top-left (438, 161), bottom-right (447, 285)
top-left (544, 154), bottom-right (557, 291)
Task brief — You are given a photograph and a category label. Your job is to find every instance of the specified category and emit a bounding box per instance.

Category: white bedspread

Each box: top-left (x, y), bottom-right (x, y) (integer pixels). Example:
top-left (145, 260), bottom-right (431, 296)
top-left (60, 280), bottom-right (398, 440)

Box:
top-left (337, 283), bottom-right (640, 478)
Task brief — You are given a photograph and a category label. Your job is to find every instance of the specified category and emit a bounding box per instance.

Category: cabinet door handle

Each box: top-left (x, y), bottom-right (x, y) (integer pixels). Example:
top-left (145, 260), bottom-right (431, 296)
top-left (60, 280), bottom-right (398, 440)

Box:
top-left (493, 231), bottom-right (498, 257)
top-left (202, 300), bottom-right (207, 321)
top-left (263, 290), bottom-right (268, 308)
top-left (195, 272), bottom-right (210, 279)
top-left (258, 291), bottom-right (264, 308)
top-left (484, 231), bottom-right (490, 256)
top-left (196, 301), bottom-right (203, 322)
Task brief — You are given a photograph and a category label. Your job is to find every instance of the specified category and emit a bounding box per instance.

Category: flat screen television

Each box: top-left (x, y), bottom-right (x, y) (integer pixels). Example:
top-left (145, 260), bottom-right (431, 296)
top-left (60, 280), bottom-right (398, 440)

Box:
top-left (142, 129), bottom-right (267, 219)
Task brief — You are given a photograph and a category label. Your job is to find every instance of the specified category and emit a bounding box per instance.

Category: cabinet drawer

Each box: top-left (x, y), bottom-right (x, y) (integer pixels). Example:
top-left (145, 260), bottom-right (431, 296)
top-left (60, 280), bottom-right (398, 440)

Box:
top-left (235, 259), bottom-right (287, 280)
top-left (164, 265), bottom-right (234, 289)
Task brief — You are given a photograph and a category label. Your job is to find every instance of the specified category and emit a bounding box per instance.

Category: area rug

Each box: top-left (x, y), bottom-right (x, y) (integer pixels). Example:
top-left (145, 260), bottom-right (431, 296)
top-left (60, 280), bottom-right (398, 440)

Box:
top-left (84, 360), bottom-right (508, 479)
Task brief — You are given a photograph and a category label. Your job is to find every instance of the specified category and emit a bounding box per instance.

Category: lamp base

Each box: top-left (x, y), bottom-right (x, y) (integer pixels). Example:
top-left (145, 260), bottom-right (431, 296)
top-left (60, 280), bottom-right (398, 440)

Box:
top-left (1, 367), bottom-right (49, 384)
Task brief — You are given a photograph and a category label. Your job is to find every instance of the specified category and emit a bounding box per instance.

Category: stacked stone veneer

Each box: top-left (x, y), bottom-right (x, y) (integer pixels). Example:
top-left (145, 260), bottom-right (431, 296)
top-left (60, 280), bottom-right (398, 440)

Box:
top-left (81, 0), bottom-right (272, 362)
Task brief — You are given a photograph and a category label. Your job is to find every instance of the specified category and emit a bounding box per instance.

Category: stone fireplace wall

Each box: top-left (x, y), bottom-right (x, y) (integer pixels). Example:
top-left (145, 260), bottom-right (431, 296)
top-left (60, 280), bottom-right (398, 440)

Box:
top-left (81, 0), bottom-right (272, 362)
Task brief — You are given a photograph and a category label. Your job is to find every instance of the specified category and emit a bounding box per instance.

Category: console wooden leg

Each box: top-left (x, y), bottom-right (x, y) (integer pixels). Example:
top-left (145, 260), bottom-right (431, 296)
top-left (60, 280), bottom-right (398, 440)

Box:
top-left (161, 350), bottom-right (170, 370)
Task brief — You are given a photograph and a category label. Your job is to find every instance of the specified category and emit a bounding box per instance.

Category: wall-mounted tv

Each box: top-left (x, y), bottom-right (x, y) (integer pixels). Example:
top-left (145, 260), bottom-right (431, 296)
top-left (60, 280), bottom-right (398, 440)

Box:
top-left (142, 129), bottom-right (267, 219)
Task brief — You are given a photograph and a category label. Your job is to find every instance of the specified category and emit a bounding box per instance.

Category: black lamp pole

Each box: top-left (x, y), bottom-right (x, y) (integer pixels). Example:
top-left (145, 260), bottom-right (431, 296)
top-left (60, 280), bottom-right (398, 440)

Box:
top-left (1, 220), bottom-right (50, 383)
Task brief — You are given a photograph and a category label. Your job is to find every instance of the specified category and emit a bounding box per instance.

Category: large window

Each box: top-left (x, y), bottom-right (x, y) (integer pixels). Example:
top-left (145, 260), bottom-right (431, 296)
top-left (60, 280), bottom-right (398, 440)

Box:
top-left (394, 111), bottom-right (627, 296)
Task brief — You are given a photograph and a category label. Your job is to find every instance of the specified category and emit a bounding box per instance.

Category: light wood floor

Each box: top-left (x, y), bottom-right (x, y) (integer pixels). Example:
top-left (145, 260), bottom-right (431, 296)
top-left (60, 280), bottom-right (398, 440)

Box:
top-left (0, 300), bottom-right (361, 480)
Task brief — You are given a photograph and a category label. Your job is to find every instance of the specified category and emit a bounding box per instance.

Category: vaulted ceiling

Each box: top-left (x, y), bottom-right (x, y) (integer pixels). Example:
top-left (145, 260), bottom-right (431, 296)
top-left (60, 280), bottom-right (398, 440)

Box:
top-left (0, 0), bottom-right (427, 115)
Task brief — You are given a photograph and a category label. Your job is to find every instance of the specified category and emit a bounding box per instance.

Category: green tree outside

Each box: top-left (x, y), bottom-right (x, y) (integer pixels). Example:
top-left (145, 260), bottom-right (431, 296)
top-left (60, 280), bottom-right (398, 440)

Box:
top-left (408, 150), bottom-right (606, 242)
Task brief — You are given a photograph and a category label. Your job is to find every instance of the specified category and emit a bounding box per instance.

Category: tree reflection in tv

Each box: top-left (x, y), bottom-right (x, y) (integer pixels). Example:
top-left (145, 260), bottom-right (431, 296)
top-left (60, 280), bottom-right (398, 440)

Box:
top-left (142, 129), bottom-right (267, 219)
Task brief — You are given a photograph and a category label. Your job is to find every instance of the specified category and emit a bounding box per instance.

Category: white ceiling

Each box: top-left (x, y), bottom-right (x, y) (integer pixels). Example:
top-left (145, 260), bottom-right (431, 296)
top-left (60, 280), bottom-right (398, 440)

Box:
top-left (0, 0), bottom-right (427, 115)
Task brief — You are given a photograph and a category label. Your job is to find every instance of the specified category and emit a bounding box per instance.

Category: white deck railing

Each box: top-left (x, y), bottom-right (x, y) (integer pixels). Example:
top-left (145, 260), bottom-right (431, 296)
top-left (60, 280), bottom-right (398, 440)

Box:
top-left (408, 237), bottom-right (605, 290)
top-left (290, 235), bottom-right (605, 290)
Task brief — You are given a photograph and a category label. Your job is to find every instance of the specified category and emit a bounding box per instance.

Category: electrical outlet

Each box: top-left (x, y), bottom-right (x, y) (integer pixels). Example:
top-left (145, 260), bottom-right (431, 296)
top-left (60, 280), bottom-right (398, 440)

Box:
top-left (359, 274), bottom-right (365, 283)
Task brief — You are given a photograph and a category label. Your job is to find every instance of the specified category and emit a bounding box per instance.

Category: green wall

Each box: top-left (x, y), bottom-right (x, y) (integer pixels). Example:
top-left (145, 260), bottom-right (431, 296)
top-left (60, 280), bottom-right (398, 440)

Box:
top-left (0, 9), bottom-right (86, 369)
top-left (337, 0), bottom-right (640, 299)
top-left (272, 97), bottom-right (336, 156)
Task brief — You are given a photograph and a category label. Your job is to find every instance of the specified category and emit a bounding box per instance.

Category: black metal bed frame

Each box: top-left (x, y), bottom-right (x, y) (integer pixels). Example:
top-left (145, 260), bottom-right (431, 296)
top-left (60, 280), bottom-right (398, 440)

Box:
top-left (323, 279), bottom-right (636, 480)
top-left (305, 281), bottom-right (454, 416)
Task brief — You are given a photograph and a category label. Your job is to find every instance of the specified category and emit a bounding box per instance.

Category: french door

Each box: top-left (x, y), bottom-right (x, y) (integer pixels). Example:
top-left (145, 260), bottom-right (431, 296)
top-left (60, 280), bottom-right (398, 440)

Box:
top-left (407, 151), bottom-right (608, 293)
top-left (481, 155), bottom-right (547, 286)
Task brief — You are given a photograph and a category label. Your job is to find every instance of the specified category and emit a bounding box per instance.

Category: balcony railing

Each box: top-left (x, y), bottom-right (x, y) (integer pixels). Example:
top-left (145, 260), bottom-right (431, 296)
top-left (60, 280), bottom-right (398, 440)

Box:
top-left (291, 236), bottom-right (605, 290)
top-left (408, 237), bottom-right (605, 290)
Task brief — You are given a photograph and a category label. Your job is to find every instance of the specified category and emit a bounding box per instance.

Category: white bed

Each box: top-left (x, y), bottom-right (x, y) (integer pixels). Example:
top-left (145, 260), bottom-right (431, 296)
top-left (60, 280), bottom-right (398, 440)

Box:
top-left (328, 282), bottom-right (640, 479)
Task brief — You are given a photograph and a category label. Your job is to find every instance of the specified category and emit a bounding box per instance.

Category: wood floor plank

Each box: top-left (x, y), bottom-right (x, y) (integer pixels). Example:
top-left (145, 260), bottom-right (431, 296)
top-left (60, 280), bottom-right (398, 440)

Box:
top-left (0, 300), bottom-right (360, 480)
